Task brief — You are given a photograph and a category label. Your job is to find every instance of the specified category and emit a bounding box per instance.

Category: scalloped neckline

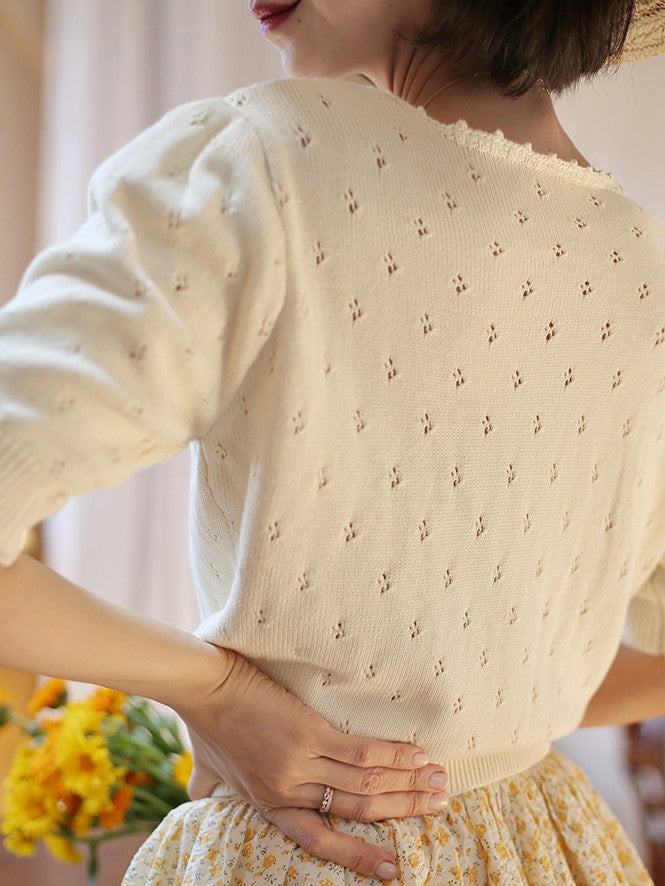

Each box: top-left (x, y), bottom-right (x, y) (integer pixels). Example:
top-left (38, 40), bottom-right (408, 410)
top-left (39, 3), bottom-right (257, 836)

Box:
top-left (414, 105), bottom-right (624, 193)
top-left (349, 80), bottom-right (625, 194)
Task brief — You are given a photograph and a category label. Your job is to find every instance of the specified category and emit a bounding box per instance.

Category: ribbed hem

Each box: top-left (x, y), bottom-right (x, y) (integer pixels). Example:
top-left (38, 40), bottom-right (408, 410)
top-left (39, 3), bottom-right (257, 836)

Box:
top-left (441, 741), bottom-right (552, 797)
top-left (623, 592), bottom-right (665, 657)
top-left (0, 432), bottom-right (60, 567)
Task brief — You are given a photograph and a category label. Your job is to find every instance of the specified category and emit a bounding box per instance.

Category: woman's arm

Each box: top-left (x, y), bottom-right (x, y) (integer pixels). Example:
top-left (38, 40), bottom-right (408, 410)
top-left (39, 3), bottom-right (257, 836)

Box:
top-left (9, 553), bottom-right (663, 734)
top-left (0, 551), bottom-right (230, 709)
top-left (579, 643), bottom-right (665, 728)
top-left (0, 551), bottom-right (446, 882)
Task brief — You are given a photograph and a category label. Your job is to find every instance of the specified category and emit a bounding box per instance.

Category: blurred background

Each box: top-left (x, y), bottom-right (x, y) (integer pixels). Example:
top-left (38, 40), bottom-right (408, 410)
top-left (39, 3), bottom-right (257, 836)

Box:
top-left (0, 0), bottom-right (664, 882)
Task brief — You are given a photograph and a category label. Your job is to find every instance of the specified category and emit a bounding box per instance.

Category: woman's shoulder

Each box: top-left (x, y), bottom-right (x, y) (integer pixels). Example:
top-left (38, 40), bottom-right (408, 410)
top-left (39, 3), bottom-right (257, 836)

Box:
top-left (218, 76), bottom-right (406, 140)
top-left (222, 75), bottom-right (377, 110)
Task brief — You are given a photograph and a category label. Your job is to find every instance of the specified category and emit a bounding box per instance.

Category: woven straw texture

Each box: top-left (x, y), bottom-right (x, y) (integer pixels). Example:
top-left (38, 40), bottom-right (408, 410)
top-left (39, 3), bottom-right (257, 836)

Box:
top-left (619, 0), bottom-right (665, 62)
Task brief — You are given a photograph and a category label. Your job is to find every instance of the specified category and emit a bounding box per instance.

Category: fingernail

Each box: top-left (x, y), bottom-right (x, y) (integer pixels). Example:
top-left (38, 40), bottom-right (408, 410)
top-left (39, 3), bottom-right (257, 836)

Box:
top-left (428, 771), bottom-right (448, 789)
top-left (411, 752), bottom-right (428, 766)
top-left (429, 791), bottom-right (449, 810)
top-left (375, 860), bottom-right (397, 880)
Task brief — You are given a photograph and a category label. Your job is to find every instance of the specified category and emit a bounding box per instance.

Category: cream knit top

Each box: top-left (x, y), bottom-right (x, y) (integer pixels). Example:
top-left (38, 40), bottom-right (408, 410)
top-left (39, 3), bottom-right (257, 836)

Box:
top-left (2, 76), bottom-right (665, 798)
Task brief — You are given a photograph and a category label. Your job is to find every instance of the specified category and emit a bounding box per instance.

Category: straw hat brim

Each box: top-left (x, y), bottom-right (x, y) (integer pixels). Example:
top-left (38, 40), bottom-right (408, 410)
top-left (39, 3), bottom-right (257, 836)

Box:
top-left (617, 0), bottom-right (665, 63)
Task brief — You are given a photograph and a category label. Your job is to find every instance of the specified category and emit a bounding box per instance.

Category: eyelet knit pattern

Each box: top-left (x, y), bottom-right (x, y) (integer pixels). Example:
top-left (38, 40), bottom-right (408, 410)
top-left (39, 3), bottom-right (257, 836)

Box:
top-left (0, 74), bottom-right (662, 881)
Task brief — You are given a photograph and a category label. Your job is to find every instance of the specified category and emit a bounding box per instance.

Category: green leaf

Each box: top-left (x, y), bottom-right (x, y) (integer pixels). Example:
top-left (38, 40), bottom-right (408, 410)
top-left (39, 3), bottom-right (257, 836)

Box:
top-left (125, 707), bottom-right (175, 756)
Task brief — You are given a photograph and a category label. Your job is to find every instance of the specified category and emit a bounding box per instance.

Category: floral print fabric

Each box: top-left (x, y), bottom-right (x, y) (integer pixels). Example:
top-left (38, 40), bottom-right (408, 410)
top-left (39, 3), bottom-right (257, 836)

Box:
top-left (122, 746), bottom-right (653, 884)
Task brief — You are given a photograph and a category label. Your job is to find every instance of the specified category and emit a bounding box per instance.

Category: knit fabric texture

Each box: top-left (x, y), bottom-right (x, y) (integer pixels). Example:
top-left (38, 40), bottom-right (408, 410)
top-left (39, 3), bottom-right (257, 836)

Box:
top-left (1, 76), bottom-right (665, 797)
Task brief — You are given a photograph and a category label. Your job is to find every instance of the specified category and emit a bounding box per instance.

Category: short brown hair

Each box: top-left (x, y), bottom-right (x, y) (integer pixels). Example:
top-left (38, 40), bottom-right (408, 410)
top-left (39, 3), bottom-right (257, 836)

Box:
top-left (393, 0), bottom-right (637, 99)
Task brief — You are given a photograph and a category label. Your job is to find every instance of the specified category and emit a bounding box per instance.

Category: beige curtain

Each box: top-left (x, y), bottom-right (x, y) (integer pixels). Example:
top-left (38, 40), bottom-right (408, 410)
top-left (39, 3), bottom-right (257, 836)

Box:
top-left (0, 0), bottom-right (43, 303)
top-left (0, 0), bottom-right (43, 820)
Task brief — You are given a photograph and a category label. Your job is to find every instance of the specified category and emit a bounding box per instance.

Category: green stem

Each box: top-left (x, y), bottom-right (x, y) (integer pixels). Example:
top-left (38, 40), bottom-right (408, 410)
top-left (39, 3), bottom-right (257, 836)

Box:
top-left (163, 718), bottom-right (185, 753)
top-left (77, 823), bottom-right (155, 886)
top-left (130, 785), bottom-right (174, 817)
top-left (87, 841), bottom-right (98, 886)
top-left (129, 758), bottom-right (173, 786)
top-left (110, 732), bottom-right (166, 765)
top-left (85, 823), bottom-right (155, 845)
top-left (8, 711), bottom-right (44, 736)
top-left (125, 706), bottom-right (177, 755)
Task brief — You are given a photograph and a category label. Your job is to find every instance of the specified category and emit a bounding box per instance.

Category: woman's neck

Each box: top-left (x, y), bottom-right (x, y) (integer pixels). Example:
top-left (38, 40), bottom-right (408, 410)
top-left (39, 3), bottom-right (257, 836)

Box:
top-left (423, 81), bottom-right (592, 168)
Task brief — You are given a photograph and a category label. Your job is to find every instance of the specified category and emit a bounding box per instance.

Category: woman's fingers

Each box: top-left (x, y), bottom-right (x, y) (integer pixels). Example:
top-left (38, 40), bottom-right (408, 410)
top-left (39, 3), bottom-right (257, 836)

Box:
top-left (316, 722), bottom-right (429, 771)
top-left (306, 755), bottom-right (449, 797)
top-left (263, 806), bottom-right (399, 882)
top-left (297, 782), bottom-right (449, 821)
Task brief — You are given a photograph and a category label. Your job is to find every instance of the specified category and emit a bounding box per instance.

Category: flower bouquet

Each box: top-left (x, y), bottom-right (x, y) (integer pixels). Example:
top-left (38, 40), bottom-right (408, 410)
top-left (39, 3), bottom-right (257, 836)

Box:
top-left (0, 678), bottom-right (193, 885)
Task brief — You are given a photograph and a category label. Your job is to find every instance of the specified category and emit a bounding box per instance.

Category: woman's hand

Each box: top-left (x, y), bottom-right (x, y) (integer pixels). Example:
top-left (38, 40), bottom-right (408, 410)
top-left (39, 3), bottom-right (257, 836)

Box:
top-left (174, 647), bottom-right (450, 882)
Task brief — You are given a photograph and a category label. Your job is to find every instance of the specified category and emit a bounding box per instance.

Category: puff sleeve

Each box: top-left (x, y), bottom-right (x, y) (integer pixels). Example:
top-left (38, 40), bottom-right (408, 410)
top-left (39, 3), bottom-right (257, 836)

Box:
top-left (0, 97), bottom-right (287, 567)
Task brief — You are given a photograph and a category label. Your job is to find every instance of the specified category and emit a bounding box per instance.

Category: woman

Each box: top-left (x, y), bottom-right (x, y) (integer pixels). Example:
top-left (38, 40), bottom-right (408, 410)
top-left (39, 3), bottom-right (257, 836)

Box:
top-left (1, 0), bottom-right (665, 881)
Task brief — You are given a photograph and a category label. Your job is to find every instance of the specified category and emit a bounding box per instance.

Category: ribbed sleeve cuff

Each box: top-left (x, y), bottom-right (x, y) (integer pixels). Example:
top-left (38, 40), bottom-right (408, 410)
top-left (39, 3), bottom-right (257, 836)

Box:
top-left (0, 432), bottom-right (63, 567)
top-left (623, 588), bottom-right (665, 657)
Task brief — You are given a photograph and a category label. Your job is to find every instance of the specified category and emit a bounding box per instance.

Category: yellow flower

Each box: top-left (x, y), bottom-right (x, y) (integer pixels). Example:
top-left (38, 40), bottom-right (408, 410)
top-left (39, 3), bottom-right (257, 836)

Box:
top-left (54, 725), bottom-right (120, 817)
top-left (28, 678), bottom-right (67, 716)
top-left (3, 738), bottom-right (33, 782)
top-left (43, 832), bottom-right (82, 865)
top-left (85, 686), bottom-right (127, 715)
top-left (3, 831), bottom-right (37, 858)
top-left (70, 807), bottom-right (94, 838)
top-left (1, 776), bottom-right (59, 841)
top-left (61, 701), bottom-right (105, 734)
top-left (31, 735), bottom-right (60, 788)
top-left (172, 751), bottom-right (193, 790)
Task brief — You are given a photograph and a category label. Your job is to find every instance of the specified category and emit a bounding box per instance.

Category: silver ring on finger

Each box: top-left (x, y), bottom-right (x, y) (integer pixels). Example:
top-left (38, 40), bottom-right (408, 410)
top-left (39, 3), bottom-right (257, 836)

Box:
top-left (318, 784), bottom-right (334, 815)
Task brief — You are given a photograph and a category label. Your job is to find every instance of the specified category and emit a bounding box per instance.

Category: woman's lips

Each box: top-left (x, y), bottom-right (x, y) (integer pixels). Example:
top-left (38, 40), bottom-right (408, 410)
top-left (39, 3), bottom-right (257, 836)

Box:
top-left (252, 1), bottom-right (299, 33)
top-left (251, 2), bottom-right (299, 21)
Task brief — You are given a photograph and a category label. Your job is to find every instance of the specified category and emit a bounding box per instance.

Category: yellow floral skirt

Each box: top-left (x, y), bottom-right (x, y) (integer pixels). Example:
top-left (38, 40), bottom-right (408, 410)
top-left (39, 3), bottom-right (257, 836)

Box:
top-left (121, 746), bottom-right (653, 885)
